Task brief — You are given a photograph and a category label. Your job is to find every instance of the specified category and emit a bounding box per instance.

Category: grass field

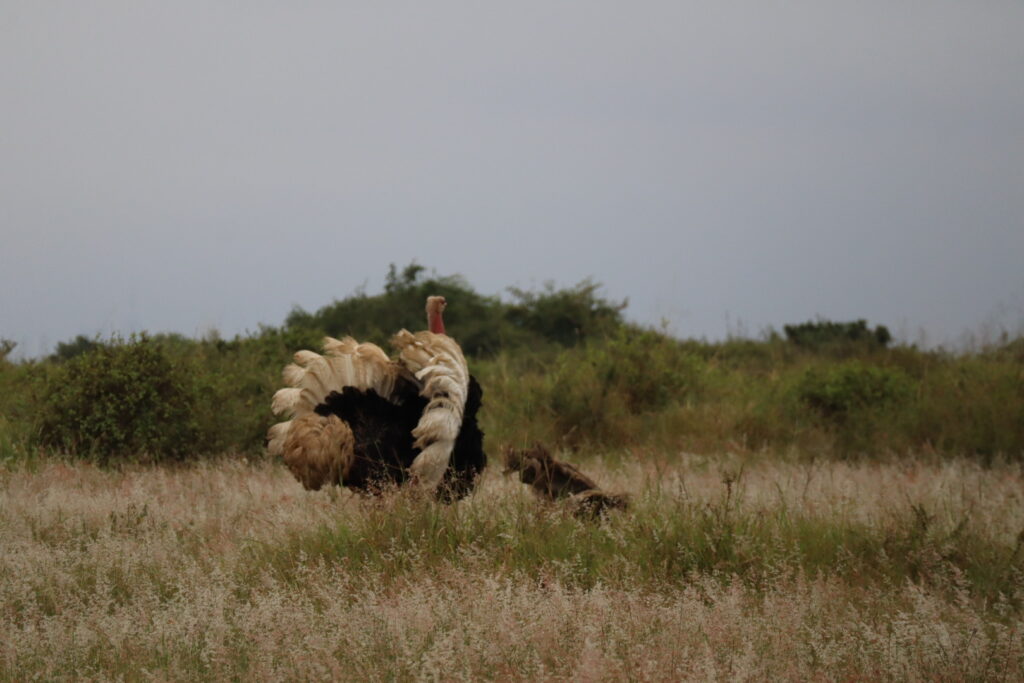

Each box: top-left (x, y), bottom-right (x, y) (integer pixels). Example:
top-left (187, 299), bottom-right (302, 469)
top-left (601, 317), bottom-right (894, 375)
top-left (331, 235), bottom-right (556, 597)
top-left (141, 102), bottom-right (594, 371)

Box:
top-left (2, 453), bottom-right (1022, 681)
top-left (3, 270), bottom-right (1021, 680)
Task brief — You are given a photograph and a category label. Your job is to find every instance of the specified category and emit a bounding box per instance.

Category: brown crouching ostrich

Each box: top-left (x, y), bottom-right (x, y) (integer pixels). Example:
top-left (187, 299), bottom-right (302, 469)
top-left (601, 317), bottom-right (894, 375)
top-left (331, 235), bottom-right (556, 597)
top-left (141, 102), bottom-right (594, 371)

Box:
top-left (266, 296), bottom-right (486, 501)
top-left (504, 444), bottom-right (629, 517)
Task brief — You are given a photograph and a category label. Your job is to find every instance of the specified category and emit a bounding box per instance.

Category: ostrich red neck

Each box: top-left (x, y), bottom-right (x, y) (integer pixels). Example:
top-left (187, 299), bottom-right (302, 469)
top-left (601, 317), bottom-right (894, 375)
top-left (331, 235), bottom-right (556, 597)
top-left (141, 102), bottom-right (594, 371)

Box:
top-left (427, 297), bottom-right (446, 335)
top-left (429, 310), bottom-right (445, 334)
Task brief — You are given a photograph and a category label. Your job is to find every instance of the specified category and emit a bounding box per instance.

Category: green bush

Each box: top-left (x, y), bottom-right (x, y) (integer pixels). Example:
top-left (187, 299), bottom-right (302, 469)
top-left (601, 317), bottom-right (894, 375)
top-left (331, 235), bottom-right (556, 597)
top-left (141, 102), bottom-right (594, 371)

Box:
top-left (909, 359), bottom-right (1024, 460)
top-left (285, 262), bottom-right (626, 356)
top-left (0, 343), bottom-right (39, 463)
top-left (785, 319), bottom-right (892, 354)
top-left (285, 263), bottom-right (516, 356)
top-left (187, 333), bottom-right (287, 456)
top-left (528, 329), bottom-right (704, 448)
top-left (50, 334), bottom-right (103, 362)
top-left (795, 362), bottom-right (918, 454)
top-left (505, 279), bottom-right (626, 347)
top-left (796, 361), bottom-right (914, 422)
top-left (36, 335), bottom-right (202, 463)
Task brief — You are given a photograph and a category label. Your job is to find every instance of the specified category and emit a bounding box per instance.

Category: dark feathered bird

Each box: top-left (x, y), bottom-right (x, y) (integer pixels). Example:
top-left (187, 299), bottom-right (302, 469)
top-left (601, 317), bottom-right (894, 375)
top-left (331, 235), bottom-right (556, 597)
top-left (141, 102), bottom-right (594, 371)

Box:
top-left (267, 296), bottom-right (486, 500)
top-left (505, 444), bottom-right (628, 517)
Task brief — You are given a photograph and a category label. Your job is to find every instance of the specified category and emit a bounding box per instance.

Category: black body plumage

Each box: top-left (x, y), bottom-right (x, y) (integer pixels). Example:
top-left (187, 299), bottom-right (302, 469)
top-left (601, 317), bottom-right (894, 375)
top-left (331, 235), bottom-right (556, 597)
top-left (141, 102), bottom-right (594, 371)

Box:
top-left (313, 375), bottom-right (487, 500)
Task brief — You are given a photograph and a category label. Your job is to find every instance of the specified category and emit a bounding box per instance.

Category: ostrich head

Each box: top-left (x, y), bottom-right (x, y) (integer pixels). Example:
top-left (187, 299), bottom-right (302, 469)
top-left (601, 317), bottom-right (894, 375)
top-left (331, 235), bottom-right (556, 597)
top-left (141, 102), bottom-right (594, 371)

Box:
top-left (426, 296), bottom-right (447, 334)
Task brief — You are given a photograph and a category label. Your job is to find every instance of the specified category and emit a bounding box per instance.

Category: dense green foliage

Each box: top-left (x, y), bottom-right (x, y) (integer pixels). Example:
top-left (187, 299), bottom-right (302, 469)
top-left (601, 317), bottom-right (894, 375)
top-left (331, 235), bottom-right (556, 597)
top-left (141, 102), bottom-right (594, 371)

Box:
top-left (0, 341), bottom-right (34, 463)
top-left (36, 335), bottom-right (200, 463)
top-left (284, 262), bottom-right (626, 356)
top-left (50, 334), bottom-right (102, 362)
top-left (784, 318), bottom-right (892, 353)
top-left (1, 264), bottom-right (1021, 463)
top-left (796, 362), bottom-right (914, 421)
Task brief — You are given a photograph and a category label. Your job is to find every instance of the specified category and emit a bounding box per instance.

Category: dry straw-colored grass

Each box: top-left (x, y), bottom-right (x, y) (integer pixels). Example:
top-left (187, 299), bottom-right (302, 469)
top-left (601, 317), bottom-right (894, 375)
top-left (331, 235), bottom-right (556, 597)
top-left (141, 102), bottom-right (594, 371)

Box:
top-left (2, 454), bottom-right (1023, 681)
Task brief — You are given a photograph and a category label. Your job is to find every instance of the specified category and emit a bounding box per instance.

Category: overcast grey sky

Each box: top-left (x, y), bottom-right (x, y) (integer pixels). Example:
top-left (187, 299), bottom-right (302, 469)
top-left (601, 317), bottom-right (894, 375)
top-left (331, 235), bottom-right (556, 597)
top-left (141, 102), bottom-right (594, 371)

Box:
top-left (2, 1), bottom-right (1022, 357)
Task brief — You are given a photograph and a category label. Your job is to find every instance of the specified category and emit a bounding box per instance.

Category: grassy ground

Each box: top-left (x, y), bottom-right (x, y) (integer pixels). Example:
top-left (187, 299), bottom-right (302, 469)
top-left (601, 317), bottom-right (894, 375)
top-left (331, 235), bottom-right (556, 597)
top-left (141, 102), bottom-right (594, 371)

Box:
top-left (2, 453), bottom-right (1022, 680)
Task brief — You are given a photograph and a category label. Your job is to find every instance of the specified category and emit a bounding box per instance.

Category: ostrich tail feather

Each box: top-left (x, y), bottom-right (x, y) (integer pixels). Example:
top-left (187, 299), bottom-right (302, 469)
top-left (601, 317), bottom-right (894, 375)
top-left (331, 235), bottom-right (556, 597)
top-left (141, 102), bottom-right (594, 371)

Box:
top-left (267, 336), bottom-right (403, 485)
top-left (265, 421), bottom-right (291, 457)
top-left (281, 413), bottom-right (355, 490)
top-left (391, 330), bottom-right (470, 489)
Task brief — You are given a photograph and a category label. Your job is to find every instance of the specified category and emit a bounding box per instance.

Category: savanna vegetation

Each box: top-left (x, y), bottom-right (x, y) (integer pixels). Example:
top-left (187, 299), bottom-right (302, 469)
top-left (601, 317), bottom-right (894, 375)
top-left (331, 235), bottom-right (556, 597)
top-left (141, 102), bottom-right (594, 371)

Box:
top-left (1, 264), bottom-right (1022, 680)
top-left (2, 262), bottom-right (1021, 465)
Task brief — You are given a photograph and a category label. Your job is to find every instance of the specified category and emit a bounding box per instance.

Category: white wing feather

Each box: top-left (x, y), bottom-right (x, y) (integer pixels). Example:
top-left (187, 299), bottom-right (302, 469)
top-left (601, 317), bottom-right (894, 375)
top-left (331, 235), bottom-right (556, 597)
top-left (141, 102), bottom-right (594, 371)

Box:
top-left (392, 329), bottom-right (470, 489)
top-left (266, 336), bottom-right (402, 459)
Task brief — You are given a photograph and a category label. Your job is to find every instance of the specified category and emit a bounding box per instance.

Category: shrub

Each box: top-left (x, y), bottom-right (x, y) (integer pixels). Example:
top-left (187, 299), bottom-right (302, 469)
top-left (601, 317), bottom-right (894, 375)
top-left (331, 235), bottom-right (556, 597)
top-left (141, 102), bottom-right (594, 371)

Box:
top-left (539, 329), bottom-right (704, 448)
top-left (909, 358), bottom-right (1024, 460)
top-left (187, 334), bottom-right (287, 456)
top-left (0, 345), bottom-right (39, 463)
top-left (285, 262), bottom-right (514, 356)
top-left (36, 335), bottom-right (201, 462)
top-left (285, 262), bottom-right (627, 356)
top-left (784, 319), bottom-right (892, 353)
top-left (796, 361), bottom-right (914, 423)
top-left (50, 334), bottom-right (103, 362)
top-left (505, 279), bottom-right (626, 347)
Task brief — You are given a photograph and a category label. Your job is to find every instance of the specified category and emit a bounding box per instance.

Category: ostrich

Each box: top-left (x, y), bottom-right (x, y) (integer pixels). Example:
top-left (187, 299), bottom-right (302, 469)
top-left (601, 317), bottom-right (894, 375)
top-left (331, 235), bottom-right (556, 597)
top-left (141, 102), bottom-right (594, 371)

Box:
top-left (504, 443), bottom-right (629, 517)
top-left (266, 296), bottom-right (486, 501)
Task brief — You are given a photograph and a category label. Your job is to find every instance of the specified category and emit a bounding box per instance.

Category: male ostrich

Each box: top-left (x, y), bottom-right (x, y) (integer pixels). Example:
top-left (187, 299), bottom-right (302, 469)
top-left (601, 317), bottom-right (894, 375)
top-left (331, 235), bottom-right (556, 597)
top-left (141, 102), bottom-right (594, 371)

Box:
top-left (266, 296), bottom-right (486, 501)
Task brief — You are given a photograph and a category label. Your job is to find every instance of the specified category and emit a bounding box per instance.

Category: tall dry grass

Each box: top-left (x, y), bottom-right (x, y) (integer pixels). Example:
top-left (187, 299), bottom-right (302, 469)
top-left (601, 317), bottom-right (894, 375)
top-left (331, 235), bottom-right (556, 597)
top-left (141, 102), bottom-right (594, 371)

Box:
top-left (2, 455), bottom-right (1023, 680)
